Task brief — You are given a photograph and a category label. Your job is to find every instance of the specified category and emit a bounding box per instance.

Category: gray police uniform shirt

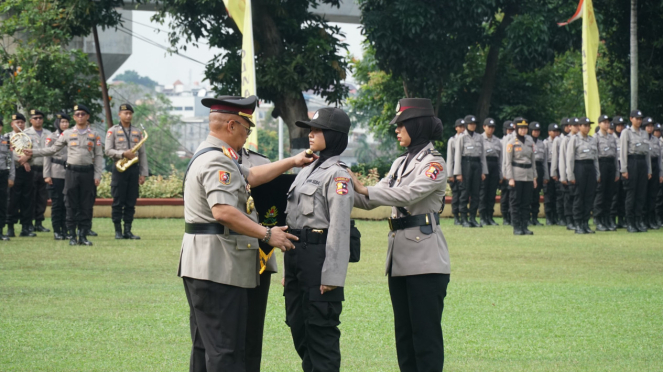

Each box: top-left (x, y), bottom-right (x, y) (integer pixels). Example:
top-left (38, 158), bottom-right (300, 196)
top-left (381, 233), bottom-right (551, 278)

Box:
top-left (0, 134), bottom-right (16, 182)
top-left (285, 156), bottom-right (354, 287)
top-left (454, 131), bottom-right (488, 176)
top-left (532, 137), bottom-right (550, 180)
top-left (550, 134), bottom-right (564, 179)
top-left (105, 125), bottom-right (149, 176)
top-left (354, 143), bottom-right (450, 277)
top-left (646, 134), bottom-right (663, 178)
top-left (505, 136), bottom-right (538, 181)
top-left (32, 127), bottom-right (104, 180)
top-left (179, 135), bottom-right (260, 288)
top-left (239, 148), bottom-right (277, 274)
top-left (43, 131), bottom-right (68, 180)
top-left (501, 132), bottom-right (515, 179)
top-left (558, 134), bottom-right (575, 182)
top-left (619, 126), bottom-right (652, 175)
top-left (24, 127), bottom-right (52, 167)
top-left (482, 133), bottom-right (503, 179)
top-left (594, 130), bottom-right (619, 172)
top-left (446, 134), bottom-right (458, 179)
top-left (566, 134), bottom-right (600, 182)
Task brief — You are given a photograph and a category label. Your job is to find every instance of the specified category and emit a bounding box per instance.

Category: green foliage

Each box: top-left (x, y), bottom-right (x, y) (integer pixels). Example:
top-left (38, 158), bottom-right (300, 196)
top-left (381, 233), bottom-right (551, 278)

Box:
top-left (257, 128), bottom-right (279, 162)
top-left (112, 70), bottom-right (159, 89)
top-left (97, 169), bottom-right (184, 199)
top-left (350, 158), bottom-right (394, 179)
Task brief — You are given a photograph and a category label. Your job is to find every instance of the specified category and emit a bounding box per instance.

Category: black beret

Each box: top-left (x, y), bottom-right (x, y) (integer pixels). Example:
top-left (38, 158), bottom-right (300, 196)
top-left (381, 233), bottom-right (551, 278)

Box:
top-left (513, 117), bottom-right (529, 127)
top-left (296, 107), bottom-right (351, 134)
top-left (454, 118), bottom-right (466, 127)
top-left (119, 103), bottom-right (134, 113)
top-left (56, 112), bottom-right (71, 121)
top-left (73, 104), bottom-right (90, 115)
top-left (29, 109), bottom-right (45, 117)
top-left (11, 113), bottom-right (26, 121)
top-left (464, 115), bottom-right (477, 124)
top-left (389, 98), bottom-right (435, 125)
top-left (548, 123), bottom-right (561, 131)
top-left (630, 109), bottom-right (643, 118)
top-left (597, 114), bottom-right (611, 123)
top-left (483, 118), bottom-right (496, 127)
top-left (201, 95), bottom-right (258, 127)
top-left (529, 121), bottom-right (542, 130)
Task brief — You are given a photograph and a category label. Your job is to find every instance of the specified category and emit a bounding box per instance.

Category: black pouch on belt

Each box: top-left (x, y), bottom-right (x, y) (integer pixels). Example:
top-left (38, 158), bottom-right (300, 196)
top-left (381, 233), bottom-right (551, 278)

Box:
top-left (349, 219), bottom-right (361, 263)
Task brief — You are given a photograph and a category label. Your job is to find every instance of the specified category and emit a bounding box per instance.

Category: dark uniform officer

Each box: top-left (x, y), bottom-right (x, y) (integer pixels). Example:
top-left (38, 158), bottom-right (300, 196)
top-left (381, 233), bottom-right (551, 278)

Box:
top-left (643, 117), bottom-right (663, 229)
top-left (24, 109), bottom-right (52, 233)
top-left (500, 120), bottom-right (515, 225)
top-left (105, 103), bottom-right (149, 240)
top-left (593, 115), bottom-right (619, 231)
top-left (0, 119), bottom-right (15, 240)
top-left (285, 108), bottom-right (354, 372)
top-left (7, 113), bottom-right (36, 237)
top-left (43, 113), bottom-right (70, 239)
top-left (454, 115), bottom-right (487, 227)
top-left (25, 104), bottom-right (104, 245)
top-left (611, 116), bottom-right (627, 228)
top-left (447, 119), bottom-right (465, 225)
top-left (620, 110), bottom-right (652, 233)
top-left (529, 122), bottom-right (548, 226)
top-left (353, 98), bottom-right (450, 372)
top-left (479, 118), bottom-right (502, 226)
top-left (505, 118), bottom-right (537, 235)
top-left (543, 123), bottom-right (561, 225)
top-left (566, 117), bottom-right (600, 234)
top-left (655, 123), bottom-right (663, 225)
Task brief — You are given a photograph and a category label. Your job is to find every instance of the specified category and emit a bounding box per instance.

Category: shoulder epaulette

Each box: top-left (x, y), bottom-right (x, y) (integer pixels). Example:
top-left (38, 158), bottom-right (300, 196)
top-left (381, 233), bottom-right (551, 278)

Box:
top-left (337, 160), bottom-right (349, 168)
top-left (430, 149), bottom-right (442, 157)
top-left (248, 149), bottom-right (268, 159)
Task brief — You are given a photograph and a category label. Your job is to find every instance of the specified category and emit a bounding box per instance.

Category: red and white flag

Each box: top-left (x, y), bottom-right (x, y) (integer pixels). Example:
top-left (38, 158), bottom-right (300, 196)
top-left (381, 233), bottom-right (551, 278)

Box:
top-left (558, 0), bottom-right (584, 26)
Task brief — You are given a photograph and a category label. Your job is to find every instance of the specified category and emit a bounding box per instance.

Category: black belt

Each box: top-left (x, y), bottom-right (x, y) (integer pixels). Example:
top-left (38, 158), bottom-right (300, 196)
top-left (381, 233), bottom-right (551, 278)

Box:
top-left (628, 154), bottom-right (646, 159)
top-left (512, 163), bottom-right (532, 169)
top-left (575, 159), bottom-right (594, 164)
top-left (31, 165), bottom-right (43, 172)
top-left (462, 156), bottom-right (481, 162)
top-left (535, 161), bottom-right (544, 166)
top-left (66, 164), bottom-right (94, 172)
top-left (288, 228), bottom-right (328, 244)
top-left (0, 169), bottom-right (9, 174)
top-left (486, 157), bottom-right (499, 162)
top-left (599, 157), bottom-right (615, 163)
top-left (388, 212), bottom-right (439, 231)
top-left (185, 223), bottom-right (239, 235)
top-left (51, 158), bottom-right (66, 166)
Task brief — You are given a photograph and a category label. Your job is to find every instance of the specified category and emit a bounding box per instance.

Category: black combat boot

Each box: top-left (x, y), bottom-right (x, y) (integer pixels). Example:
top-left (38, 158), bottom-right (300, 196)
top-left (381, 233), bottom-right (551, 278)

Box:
top-left (69, 229), bottom-right (79, 245)
top-left (78, 231), bottom-right (93, 246)
top-left (556, 214), bottom-right (566, 226)
top-left (605, 216), bottom-right (616, 231)
top-left (35, 221), bottom-right (50, 232)
top-left (521, 220), bottom-right (534, 235)
top-left (575, 220), bottom-right (586, 234)
top-left (531, 216), bottom-right (542, 226)
top-left (7, 225), bottom-right (15, 238)
top-left (453, 213), bottom-right (461, 226)
top-left (488, 212), bottom-right (499, 225)
top-left (595, 216), bottom-right (608, 231)
top-left (123, 223), bottom-right (141, 240)
top-left (648, 216), bottom-right (659, 230)
top-left (19, 225), bottom-right (36, 237)
top-left (115, 222), bottom-right (124, 239)
top-left (480, 212), bottom-right (490, 227)
top-left (461, 214), bottom-right (470, 227)
top-left (566, 216), bottom-right (575, 231)
top-left (513, 218), bottom-right (523, 235)
top-left (87, 230), bottom-right (98, 237)
top-left (0, 227), bottom-right (9, 241)
top-left (53, 228), bottom-right (64, 240)
top-left (583, 221), bottom-right (595, 234)
top-left (636, 217), bottom-right (648, 233)
top-left (546, 215), bottom-right (554, 225)
top-left (616, 216), bottom-right (626, 229)
top-left (503, 213), bottom-right (511, 226)
top-left (626, 218), bottom-right (639, 233)
top-left (468, 215), bottom-right (481, 228)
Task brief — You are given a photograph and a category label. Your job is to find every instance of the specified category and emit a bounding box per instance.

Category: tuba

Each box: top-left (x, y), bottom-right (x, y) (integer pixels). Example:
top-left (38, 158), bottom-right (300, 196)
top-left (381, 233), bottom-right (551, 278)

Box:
top-left (116, 125), bottom-right (148, 172)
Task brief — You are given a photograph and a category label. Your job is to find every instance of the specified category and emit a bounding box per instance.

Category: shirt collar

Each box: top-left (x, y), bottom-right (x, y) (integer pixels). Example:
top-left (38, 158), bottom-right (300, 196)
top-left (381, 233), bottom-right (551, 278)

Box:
top-left (206, 134), bottom-right (233, 150)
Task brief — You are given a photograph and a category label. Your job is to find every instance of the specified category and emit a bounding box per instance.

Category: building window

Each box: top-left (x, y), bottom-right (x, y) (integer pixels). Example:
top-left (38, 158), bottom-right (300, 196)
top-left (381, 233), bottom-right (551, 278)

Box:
top-left (174, 107), bottom-right (183, 111)
top-left (185, 107), bottom-right (194, 111)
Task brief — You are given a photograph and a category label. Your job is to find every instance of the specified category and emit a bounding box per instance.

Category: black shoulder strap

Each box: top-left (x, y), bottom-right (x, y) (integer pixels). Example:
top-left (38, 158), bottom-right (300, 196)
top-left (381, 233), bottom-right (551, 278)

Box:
top-left (182, 147), bottom-right (224, 197)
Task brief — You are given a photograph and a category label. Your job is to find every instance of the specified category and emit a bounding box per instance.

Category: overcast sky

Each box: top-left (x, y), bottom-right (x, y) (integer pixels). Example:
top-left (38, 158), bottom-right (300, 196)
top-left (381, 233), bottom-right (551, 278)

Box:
top-left (109, 11), bottom-right (365, 87)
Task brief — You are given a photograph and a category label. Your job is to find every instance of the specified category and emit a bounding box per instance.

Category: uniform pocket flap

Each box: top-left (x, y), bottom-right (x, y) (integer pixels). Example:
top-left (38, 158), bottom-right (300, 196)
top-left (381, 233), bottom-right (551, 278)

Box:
top-left (234, 235), bottom-right (259, 251)
top-left (298, 184), bottom-right (317, 215)
top-left (403, 228), bottom-right (433, 243)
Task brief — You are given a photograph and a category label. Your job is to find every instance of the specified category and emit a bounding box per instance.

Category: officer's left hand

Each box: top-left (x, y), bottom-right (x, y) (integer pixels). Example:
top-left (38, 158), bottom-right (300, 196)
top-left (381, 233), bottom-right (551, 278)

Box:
top-left (94, 179), bottom-right (100, 186)
top-left (23, 163), bottom-right (31, 172)
top-left (659, 177), bottom-right (663, 184)
top-left (648, 174), bottom-right (652, 180)
top-left (320, 285), bottom-right (337, 294)
top-left (139, 176), bottom-right (146, 185)
top-left (533, 179), bottom-right (538, 189)
top-left (293, 150), bottom-right (318, 167)
top-left (348, 171), bottom-right (368, 195)
top-left (8, 180), bottom-right (14, 188)
top-left (481, 174), bottom-right (486, 181)
top-left (615, 176), bottom-right (620, 182)
top-left (598, 177), bottom-right (601, 183)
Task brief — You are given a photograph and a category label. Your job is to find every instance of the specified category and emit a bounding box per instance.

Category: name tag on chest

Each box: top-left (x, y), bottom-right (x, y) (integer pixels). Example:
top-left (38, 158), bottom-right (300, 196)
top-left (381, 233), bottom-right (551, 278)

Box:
top-left (486, 149), bottom-right (493, 153)
top-left (466, 146), bottom-right (474, 150)
top-left (583, 149), bottom-right (590, 153)
top-left (604, 147), bottom-right (610, 151)
top-left (636, 143), bottom-right (641, 147)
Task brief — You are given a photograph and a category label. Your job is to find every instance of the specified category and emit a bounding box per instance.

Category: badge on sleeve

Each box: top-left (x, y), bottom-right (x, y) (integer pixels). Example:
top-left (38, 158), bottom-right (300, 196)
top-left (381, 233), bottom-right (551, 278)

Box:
top-left (425, 162), bottom-right (443, 180)
top-left (219, 171), bottom-right (231, 185)
top-left (107, 130), bottom-right (113, 138)
top-left (507, 144), bottom-right (513, 153)
top-left (334, 177), bottom-right (349, 195)
top-left (46, 138), bottom-right (52, 144)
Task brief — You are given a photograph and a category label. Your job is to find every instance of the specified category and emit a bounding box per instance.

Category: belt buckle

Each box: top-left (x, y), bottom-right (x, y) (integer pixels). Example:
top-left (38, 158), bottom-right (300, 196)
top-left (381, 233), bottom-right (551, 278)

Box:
top-left (312, 229), bottom-right (324, 234)
top-left (388, 218), bottom-right (394, 231)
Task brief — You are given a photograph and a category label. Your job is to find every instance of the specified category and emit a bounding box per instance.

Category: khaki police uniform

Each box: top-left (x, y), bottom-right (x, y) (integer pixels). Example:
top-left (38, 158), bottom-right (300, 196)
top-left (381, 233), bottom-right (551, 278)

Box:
top-left (657, 132), bottom-right (663, 225)
top-left (550, 123), bottom-right (567, 225)
top-left (24, 126), bottom-right (52, 230)
top-left (619, 113), bottom-right (652, 231)
top-left (447, 129), bottom-right (461, 223)
top-left (43, 130), bottom-right (68, 236)
top-left (593, 125), bottom-right (618, 230)
top-left (566, 120), bottom-right (600, 232)
top-left (500, 122), bottom-right (516, 224)
top-left (0, 133), bottom-right (15, 238)
top-left (454, 116), bottom-right (488, 227)
top-left (7, 114), bottom-right (36, 236)
top-left (479, 128), bottom-right (502, 225)
top-left (505, 124), bottom-right (537, 235)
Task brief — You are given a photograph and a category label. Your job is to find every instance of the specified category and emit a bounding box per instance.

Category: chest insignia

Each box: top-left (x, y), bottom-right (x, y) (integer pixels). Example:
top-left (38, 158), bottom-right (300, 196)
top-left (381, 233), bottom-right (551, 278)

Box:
top-left (219, 170), bottom-right (231, 185)
top-left (425, 162), bottom-right (443, 180)
top-left (263, 206), bottom-right (278, 227)
top-left (334, 177), bottom-right (349, 195)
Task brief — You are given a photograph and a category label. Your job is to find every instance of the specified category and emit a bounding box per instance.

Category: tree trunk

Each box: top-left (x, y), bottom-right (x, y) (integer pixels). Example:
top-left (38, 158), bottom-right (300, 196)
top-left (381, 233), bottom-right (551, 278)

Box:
top-left (630, 0), bottom-right (638, 110)
top-left (253, 0), bottom-right (309, 149)
top-left (475, 7), bottom-right (516, 124)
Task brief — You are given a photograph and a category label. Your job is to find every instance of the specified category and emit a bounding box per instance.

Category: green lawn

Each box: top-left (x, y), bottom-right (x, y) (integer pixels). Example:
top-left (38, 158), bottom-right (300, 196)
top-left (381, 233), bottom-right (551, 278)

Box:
top-left (1, 218), bottom-right (662, 371)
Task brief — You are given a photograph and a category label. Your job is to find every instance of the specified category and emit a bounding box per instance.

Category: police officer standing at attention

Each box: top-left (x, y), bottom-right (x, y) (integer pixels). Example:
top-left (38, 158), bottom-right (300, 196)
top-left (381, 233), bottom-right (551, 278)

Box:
top-left (643, 117), bottom-right (663, 229)
top-left (352, 98), bottom-right (448, 371)
top-left (620, 110), bottom-right (652, 233)
top-left (543, 123), bottom-right (561, 225)
top-left (654, 123), bottom-right (663, 226)
top-left (284, 107), bottom-right (354, 372)
top-left (593, 115), bottom-right (619, 231)
top-left (24, 109), bottom-right (52, 233)
top-left (178, 95), bottom-right (313, 372)
top-left (447, 118), bottom-right (465, 225)
top-left (550, 118), bottom-right (569, 226)
top-left (7, 113), bottom-right (35, 237)
top-left (454, 115), bottom-right (487, 227)
top-left (529, 122), bottom-right (548, 226)
top-left (560, 118), bottom-right (580, 230)
top-left (479, 117), bottom-right (502, 226)
top-left (566, 117), bottom-right (600, 234)
top-left (0, 119), bottom-right (15, 240)
top-left (23, 104), bottom-right (104, 245)
top-left (500, 120), bottom-right (515, 225)
top-left (611, 116), bottom-right (627, 228)
top-left (505, 118), bottom-right (537, 235)
top-left (43, 113), bottom-right (70, 240)
top-left (105, 103), bottom-right (148, 240)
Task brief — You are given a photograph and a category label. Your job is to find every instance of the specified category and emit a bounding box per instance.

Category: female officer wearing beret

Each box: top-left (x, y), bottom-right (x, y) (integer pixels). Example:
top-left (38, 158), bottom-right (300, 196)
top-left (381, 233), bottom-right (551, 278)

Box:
top-left (351, 98), bottom-right (449, 372)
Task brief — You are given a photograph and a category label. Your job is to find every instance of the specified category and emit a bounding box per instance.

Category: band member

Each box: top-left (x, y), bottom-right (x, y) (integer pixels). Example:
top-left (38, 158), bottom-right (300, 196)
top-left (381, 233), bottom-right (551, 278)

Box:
top-left (43, 113), bottom-right (70, 239)
top-left (7, 113), bottom-right (35, 237)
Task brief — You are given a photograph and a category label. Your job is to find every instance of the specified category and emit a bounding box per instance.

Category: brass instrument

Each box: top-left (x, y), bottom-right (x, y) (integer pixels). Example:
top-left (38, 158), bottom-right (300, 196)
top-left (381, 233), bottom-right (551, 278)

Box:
top-left (9, 128), bottom-right (32, 157)
top-left (116, 126), bottom-right (148, 172)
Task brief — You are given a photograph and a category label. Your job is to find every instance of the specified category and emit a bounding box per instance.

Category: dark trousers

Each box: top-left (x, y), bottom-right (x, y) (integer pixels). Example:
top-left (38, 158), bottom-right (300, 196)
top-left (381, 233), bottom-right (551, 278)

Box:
top-left (530, 162), bottom-right (544, 220)
top-left (478, 159), bottom-right (500, 216)
top-left (284, 241), bottom-right (343, 372)
top-left (611, 177), bottom-right (626, 219)
top-left (543, 164), bottom-right (557, 219)
top-left (657, 181), bottom-right (663, 220)
top-left (624, 156), bottom-right (648, 220)
top-left (500, 181), bottom-right (510, 220)
top-left (563, 184), bottom-right (574, 219)
top-left (111, 166), bottom-right (140, 224)
top-left (64, 169), bottom-right (96, 232)
top-left (183, 277), bottom-right (248, 372)
top-left (47, 178), bottom-right (66, 233)
top-left (572, 161), bottom-right (597, 222)
top-left (388, 273), bottom-right (449, 372)
top-left (32, 168), bottom-right (48, 223)
top-left (458, 158), bottom-right (482, 218)
top-left (0, 171), bottom-right (8, 230)
top-left (7, 166), bottom-right (34, 227)
top-left (450, 181), bottom-right (461, 216)
top-left (644, 157), bottom-right (660, 220)
top-left (594, 159), bottom-right (617, 219)
top-left (555, 180), bottom-right (565, 218)
top-left (509, 181), bottom-right (533, 228)
top-left (246, 271), bottom-right (272, 372)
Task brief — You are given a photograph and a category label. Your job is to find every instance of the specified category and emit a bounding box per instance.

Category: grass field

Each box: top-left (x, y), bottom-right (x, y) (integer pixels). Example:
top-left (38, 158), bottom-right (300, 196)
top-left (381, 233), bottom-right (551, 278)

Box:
top-left (1, 218), bottom-right (662, 371)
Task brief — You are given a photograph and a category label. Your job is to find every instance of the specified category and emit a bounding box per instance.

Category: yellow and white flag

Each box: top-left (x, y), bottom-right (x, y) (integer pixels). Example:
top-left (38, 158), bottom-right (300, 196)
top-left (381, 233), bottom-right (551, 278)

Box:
top-left (223, 0), bottom-right (258, 151)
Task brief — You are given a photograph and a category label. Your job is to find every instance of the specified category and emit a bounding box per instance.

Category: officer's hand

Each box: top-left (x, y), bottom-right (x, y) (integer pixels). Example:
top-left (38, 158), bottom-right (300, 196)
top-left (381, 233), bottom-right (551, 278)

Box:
top-left (615, 176), bottom-right (620, 182)
top-left (508, 179), bottom-right (515, 187)
top-left (570, 180), bottom-right (576, 184)
top-left (139, 176), bottom-right (146, 185)
top-left (293, 150), bottom-right (318, 168)
top-left (268, 226), bottom-right (298, 252)
top-left (544, 179), bottom-right (549, 184)
top-left (320, 285), bottom-right (337, 294)
top-left (123, 150), bottom-right (136, 160)
top-left (552, 176), bottom-right (558, 181)
top-left (21, 149), bottom-right (33, 157)
top-left (499, 178), bottom-right (503, 184)
top-left (456, 175), bottom-right (463, 182)
top-left (562, 180), bottom-right (567, 185)
top-left (8, 180), bottom-right (14, 188)
top-left (23, 163), bottom-right (31, 172)
top-left (448, 176), bottom-right (455, 182)
top-left (622, 172), bottom-right (628, 179)
top-left (94, 179), bottom-right (100, 187)
top-left (18, 155), bottom-right (30, 165)
top-left (281, 277), bottom-right (285, 287)
top-left (533, 179), bottom-right (538, 189)
top-left (481, 174), bottom-right (486, 181)
top-left (348, 171), bottom-right (368, 196)
top-left (44, 177), bottom-right (53, 185)
top-left (597, 177), bottom-right (601, 183)
top-left (648, 174), bottom-right (652, 180)
top-left (659, 177), bottom-right (663, 184)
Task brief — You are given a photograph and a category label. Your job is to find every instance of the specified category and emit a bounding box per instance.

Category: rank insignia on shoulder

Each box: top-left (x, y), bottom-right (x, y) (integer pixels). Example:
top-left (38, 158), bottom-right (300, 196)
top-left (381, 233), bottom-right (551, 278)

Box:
top-left (425, 162), bottom-right (443, 180)
top-left (335, 177), bottom-right (350, 195)
top-left (431, 150), bottom-right (442, 157)
top-left (219, 170), bottom-right (231, 185)
top-left (223, 147), bottom-right (239, 161)
top-left (337, 161), bottom-right (348, 168)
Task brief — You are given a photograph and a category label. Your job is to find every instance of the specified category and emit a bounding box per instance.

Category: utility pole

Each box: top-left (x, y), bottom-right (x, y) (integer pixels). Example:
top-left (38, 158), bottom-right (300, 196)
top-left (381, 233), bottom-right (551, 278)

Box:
top-left (92, 26), bottom-right (114, 129)
top-left (630, 0), bottom-right (638, 110)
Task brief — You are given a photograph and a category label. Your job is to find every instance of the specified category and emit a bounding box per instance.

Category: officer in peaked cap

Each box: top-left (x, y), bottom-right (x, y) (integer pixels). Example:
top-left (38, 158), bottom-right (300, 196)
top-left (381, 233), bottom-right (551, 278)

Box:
top-left (643, 117), bottom-right (663, 229)
top-left (593, 115), bottom-right (619, 231)
top-left (619, 110), bottom-right (652, 232)
top-left (654, 123), bottom-right (663, 225)
top-left (479, 117), bottom-right (502, 226)
top-left (352, 97), bottom-right (450, 371)
top-left (505, 117), bottom-right (537, 235)
top-left (500, 120), bottom-right (516, 225)
top-left (543, 123), bottom-right (561, 225)
top-left (7, 112), bottom-right (35, 238)
top-left (559, 117), bottom-right (580, 230)
top-left (448, 118), bottom-right (466, 225)
top-left (23, 109), bottom-right (52, 234)
top-left (179, 95), bottom-right (314, 371)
